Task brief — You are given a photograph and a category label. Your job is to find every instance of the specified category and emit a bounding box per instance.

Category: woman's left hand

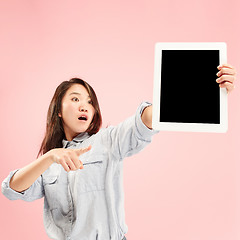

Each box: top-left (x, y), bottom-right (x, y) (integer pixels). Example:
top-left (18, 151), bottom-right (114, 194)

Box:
top-left (216, 63), bottom-right (237, 93)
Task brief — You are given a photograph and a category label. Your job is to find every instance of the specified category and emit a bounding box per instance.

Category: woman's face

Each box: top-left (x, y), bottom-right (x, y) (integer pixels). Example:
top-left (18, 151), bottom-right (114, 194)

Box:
top-left (58, 84), bottom-right (95, 141)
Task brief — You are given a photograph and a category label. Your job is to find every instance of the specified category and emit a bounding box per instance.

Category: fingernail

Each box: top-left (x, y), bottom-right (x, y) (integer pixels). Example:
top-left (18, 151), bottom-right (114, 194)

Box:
top-left (217, 65), bottom-right (222, 69)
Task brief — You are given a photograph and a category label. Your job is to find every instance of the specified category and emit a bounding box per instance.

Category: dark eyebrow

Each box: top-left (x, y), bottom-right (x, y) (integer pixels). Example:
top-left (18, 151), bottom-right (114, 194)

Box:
top-left (69, 92), bottom-right (81, 96)
top-left (69, 92), bottom-right (91, 98)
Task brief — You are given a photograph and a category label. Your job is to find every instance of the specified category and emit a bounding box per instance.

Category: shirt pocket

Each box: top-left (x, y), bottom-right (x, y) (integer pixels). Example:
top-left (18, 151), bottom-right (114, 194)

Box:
top-left (42, 164), bottom-right (60, 209)
top-left (77, 159), bottom-right (106, 193)
top-left (43, 174), bottom-right (59, 209)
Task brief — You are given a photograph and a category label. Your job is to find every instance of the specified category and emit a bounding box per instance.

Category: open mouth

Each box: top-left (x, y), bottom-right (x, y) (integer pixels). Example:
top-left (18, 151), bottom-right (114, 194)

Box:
top-left (78, 116), bottom-right (88, 121)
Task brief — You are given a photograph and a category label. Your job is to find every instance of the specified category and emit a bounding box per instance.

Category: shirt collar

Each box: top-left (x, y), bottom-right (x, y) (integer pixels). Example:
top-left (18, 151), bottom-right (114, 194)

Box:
top-left (62, 132), bottom-right (90, 148)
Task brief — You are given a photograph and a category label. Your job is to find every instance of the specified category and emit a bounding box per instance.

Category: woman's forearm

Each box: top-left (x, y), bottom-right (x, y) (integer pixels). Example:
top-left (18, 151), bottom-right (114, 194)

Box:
top-left (141, 105), bottom-right (153, 129)
top-left (9, 152), bottom-right (54, 193)
top-left (9, 146), bottom-right (91, 192)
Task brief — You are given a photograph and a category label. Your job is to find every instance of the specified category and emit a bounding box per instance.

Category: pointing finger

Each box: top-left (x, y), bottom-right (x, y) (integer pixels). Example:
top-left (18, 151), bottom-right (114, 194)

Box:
top-left (74, 145), bottom-right (92, 156)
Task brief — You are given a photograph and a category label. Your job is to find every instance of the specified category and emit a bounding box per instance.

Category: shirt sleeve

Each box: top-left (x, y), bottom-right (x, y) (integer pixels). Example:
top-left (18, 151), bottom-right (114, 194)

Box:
top-left (104, 101), bottom-right (159, 160)
top-left (1, 169), bottom-right (44, 201)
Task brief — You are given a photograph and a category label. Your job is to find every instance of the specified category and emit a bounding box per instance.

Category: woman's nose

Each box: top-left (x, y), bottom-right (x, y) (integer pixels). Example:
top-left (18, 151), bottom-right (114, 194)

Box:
top-left (80, 106), bottom-right (87, 112)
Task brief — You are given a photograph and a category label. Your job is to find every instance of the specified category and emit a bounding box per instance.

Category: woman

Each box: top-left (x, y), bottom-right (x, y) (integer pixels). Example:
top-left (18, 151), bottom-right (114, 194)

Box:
top-left (1, 63), bottom-right (236, 240)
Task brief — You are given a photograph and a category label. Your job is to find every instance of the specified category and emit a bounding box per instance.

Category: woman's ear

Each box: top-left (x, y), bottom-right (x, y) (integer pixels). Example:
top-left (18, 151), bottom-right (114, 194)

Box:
top-left (58, 112), bottom-right (62, 117)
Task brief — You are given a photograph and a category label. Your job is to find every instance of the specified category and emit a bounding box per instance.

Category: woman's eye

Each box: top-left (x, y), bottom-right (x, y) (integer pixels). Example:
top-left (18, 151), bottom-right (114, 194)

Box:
top-left (72, 97), bottom-right (79, 102)
top-left (88, 100), bottom-right (93, 104)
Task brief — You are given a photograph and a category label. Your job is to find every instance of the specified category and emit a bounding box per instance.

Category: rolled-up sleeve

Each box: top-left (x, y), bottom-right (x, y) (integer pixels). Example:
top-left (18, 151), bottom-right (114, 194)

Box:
top-left (106, 101), bottom-right (159, 160)
top-left (1, 169), bottom-right (44, 201)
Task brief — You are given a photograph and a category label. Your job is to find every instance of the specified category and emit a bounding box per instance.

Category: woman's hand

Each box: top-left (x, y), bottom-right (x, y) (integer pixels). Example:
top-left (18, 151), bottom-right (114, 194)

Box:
top-left (216, 63), bottom-right (237, 93)
top-left (47, 146), bottom-right (92, 172)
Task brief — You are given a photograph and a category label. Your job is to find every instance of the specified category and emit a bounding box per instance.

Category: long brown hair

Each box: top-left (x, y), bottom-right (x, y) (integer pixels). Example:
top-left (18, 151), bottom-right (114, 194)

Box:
top-left (37, 78), bottom-right (102, 157)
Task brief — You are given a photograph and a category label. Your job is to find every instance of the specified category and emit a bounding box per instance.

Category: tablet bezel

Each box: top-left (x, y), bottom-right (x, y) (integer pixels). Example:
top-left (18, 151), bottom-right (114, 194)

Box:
top-left (152, 42), bottom-right (228, 133)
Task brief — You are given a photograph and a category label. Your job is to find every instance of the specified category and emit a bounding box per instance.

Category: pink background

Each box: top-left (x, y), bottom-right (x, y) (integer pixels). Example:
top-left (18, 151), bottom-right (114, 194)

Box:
top-left (0, 0), bottom-right (239, 239)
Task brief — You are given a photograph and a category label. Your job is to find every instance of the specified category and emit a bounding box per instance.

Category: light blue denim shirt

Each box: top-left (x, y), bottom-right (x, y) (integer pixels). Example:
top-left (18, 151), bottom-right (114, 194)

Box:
top-left (2, 102), bottom-right (158, 240)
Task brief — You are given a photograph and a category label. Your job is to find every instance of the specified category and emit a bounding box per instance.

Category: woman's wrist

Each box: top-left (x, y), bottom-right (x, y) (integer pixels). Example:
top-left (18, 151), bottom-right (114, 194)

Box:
top-left (44, 149), bottom-right (56, 164)
top-left (141, 105), bottom-right (153, 129)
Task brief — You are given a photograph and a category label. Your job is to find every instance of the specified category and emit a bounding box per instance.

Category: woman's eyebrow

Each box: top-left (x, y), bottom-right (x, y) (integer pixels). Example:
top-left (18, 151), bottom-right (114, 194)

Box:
top-left (69, 92), bottom-right (81, 96)
top-left (69, 92), bottom-right (90, 98)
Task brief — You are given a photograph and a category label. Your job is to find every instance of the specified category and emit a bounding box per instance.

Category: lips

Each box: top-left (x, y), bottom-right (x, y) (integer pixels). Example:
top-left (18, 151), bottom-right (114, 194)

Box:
top-left (78, 114), bottom-right (88, 121)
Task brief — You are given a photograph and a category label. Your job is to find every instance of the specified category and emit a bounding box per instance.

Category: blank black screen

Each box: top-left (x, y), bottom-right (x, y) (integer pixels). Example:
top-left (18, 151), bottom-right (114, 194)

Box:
top-left (160, 50), bottom-right (220, 124)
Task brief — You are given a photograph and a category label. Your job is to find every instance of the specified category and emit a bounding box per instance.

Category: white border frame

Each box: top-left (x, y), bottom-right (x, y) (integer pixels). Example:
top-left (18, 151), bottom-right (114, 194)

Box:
top-left (152, 42), bottom-right (228, 133)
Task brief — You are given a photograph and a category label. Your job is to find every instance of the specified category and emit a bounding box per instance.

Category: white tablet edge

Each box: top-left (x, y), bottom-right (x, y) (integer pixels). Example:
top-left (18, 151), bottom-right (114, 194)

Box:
top-left (152, 42), bottom-right (228, 133)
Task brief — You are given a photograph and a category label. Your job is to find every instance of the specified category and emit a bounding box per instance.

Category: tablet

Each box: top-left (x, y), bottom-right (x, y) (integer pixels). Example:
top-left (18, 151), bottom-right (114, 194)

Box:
top-left (152, 42), bottom-right (228, 133)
